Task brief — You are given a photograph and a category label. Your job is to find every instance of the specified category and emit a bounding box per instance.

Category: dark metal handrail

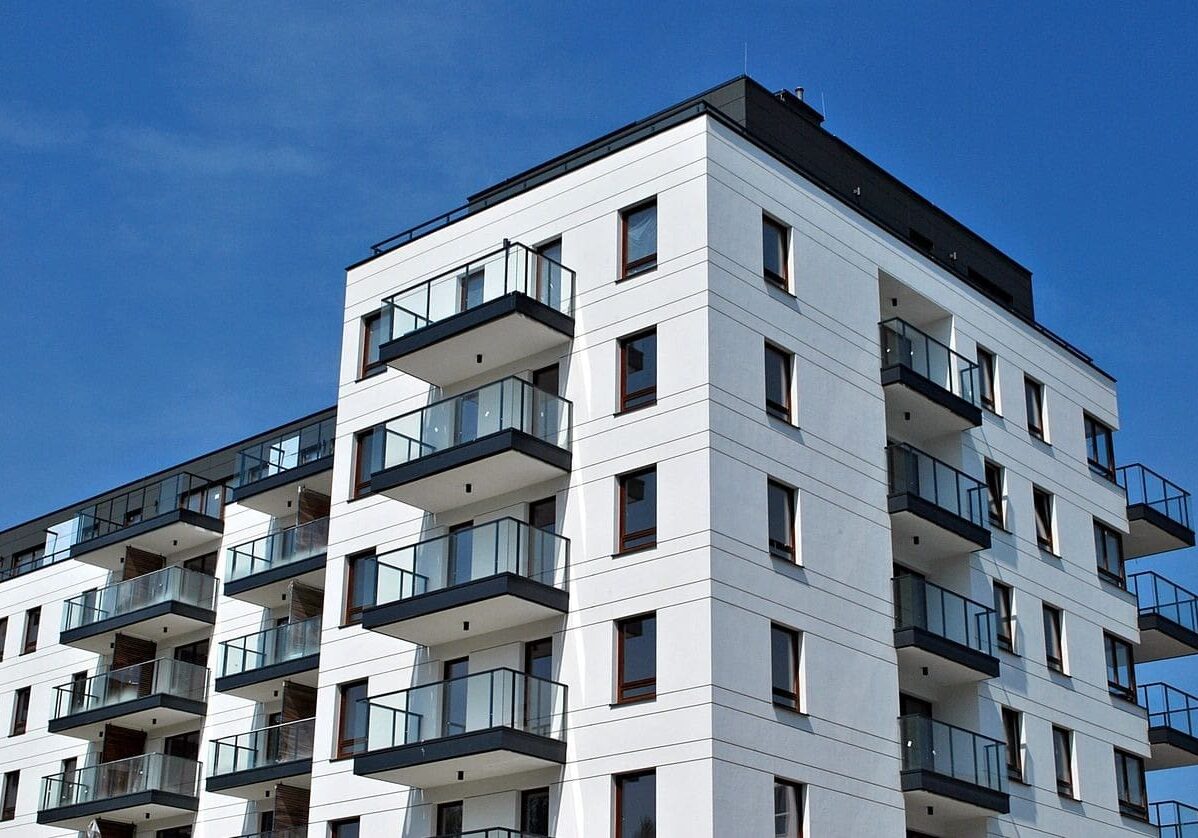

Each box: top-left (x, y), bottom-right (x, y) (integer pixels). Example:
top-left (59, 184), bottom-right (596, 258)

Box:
top-left (1116, 463), bottom-right (1192, 529)
top-left (210, 717), bottom-right (316, 776)
top-left (886, 442), bottom-right (989, 528)
top-left (893, 575), bottom-right (995, 656)
top-left (1151, 800), bottom-right (1198, 835)
top-left (52, 658), bottom-right (208, 718)
top-left (226, 517), bottom-right (330, 582)
top-left (899, 714), bottom-right (1006, 793)
top-left (1129, 571), bottom-right (1198, 634)
top-left (75, 471), bottom-right (228, 543)
top-left (1140, 682), bottom-right (1198, 737)
top-left (217, 617), bottom-right (322, 678)
top-left (62, 565), bottom-right (218, 631)
top-left (879, 318), bottom-right (979, 406)
top-left (235, 416), bottom-right (336, 487)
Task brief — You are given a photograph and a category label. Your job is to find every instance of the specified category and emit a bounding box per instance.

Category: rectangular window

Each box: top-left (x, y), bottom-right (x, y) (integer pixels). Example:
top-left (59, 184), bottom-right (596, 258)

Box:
top-left (616, 613), bottom-right (656, 703)
top-left (1001, 707), bottom-right (1023, 782)
top-left (521, 787), bottom-right (550, 834)
top-left (1114, 749), bottom-right (1147, 819)
top-left (1094, 520), bottom-right (1125, 586)
top-left (984, 460), bottom-right (1005, 528)
top-left (764, 343), bottom-right (793, 422)
top-left (352, 428), bottom-right (377, 499)
top-left (343, 550), bottom-right (376, 625)
top-left (360, 308), bottom-right (388, 378)
top-left (771, 624), bottom-right (801, 711)
top-left (614, 770), bottom-right (656, 838)
top-left (774, 778), bottom-right (802, 838)
top-left (977, 347), bottom-right (997, 412)
top-left (619, 328), bottom-right (657, 412)
top-left (1053, 726), bottom-right (1074, 798)
top-left (767, 480), bottom-right (797, 561)
top-left (994, 582), bottom-right (1015, 654)
top-left (0, 771), bottom-right (15, 821)
top-left (9, 688), bottom-right (29, 737)
top-left (762, 215), bottom-right (789, 290)
top-left (1084, 415), bottom-right (1116, 480)
top-left (1025, 376), bottom-right (1046, 440)
top-left (618, 467), bottom-right (657, 553)
top-left (1105, 633), bottom-right (1136, 701)
top-left (436, 801), bottom-right (463, 835)
top-left (620, 200), bottom-right (657, 279)
top-left (1032, 487), bottom-right (1055, 553)
top-left (0, 617), bottom-right (7, 662)
top-left (330, 819), bottom-right (360, 838)
top-left (336, 680), bottom-right (369, 758)
top-left (1043, 604), bottom-right (1065, 673)
top-left (20, 607), bottom-right (39, 655)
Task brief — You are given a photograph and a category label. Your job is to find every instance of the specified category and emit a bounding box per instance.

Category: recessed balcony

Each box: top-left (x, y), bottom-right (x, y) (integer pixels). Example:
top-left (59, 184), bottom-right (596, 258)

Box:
top-left (37, 753), bottom-right (200, 829)
top-left (215, 617), bottom-right (322, 701)
top-left (886, 443), bottom-right (991, 563)
top-left (900, 714), bottom-right (1008, 826)
top-left (48, 658), bottom-right (208, 739)
top-left (1151, 800), bottom-right (1198, 836)
top-left (70, 472), bottom-right (226, 571)
top-left (60, 565), bottom-right (217, 653)
top-left (224, 518), bottom-right (329, 607)
top-left (893, 575), bottom-right (999, 695)
top-left (230, 416), bottom-right (335, 518)
top-left (879, 318), bottom-right (982, 440)
top-left (1117, 464), bottom-right (1195, 558)
top-left (434, 831), bottom-right (552, 838)
top-left (208, 717), bottom-right (315, 799)
top-left (370, 377), bottom-right (572, 513)
top-left (362, 517), bottom-right (568, 646)
top-left (1129, 572), bottom-right (1198, 662)
top-left (1141, 683), bottom-right (1198, 770)
top-left (354, 667), bottom-right (567, 789)
top-left (379, 241), bottom-right (575, 387)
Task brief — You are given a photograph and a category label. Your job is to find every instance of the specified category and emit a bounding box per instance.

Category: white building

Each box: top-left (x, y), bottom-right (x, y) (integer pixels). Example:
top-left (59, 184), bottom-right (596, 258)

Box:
top-left (0, 76), bottom-right (1195, 838)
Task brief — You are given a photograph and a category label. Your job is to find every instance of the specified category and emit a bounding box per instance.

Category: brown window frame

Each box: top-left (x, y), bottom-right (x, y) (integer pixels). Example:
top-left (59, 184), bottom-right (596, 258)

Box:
top-left (993, 582), bottom-right (1015, 654)
top-left (616, 613), bottom-right (656, 704)
top-left (614, 769), bottom-right (656, 838)
top-left (343, 550), bottom-right (376, 626)
top-left (1043, 604), bottom-right (1065, 673)
top-left (435, 800), bottom-right (464, 835)
top-left (1001, 707), bottom-right (1023, 782)
top-left (0, 617), bottom-right (7, 662)
top-left (329, 818), bottom-right (361, 838)
top-left (1114, 748), bottom-right (1148, 819)
top-left (767, 479), bottom-right (796, 561)
top-left (352, 428), bottom-right (377, 499)
top-left (1024, 376), bottom-right (1046, 440)
top-left (762, 214), bottom-right (789, 290)
top-left (521, 786), bottom-right (551, 834)
top-left (617, 466), bottom-right (657, 554)
top-left (0, 770), bottom-right (16, 821)
top-left (977, 346), bottom-right (997, 412)
top-left (9, 687), bottom-right (29, 737)
top-left (1093, 519), bottom-right (1125, 586)
top-left (984, 460), bottom-right (1005, 529)
top-left (20, 607), bottom-right (39, 656)
top-left (764, 342), bottom-right (793, 422)
top-left (336, 679), bottom-right (369, 759)
top-left (359, 309), bottom-right (388, 379)
top-left (618, 328), bottom-right (658, 413)
top-left (620, 199), bottom-right (658, 279)
top-left (1104, 632), bottom-right (1136, 701)
top-left (771, 624), bottom-right (801, 711)
top-left (1032, 486), bottom-right (1055, 553)
top-left (1052, 726), bottom-right (1074, 798)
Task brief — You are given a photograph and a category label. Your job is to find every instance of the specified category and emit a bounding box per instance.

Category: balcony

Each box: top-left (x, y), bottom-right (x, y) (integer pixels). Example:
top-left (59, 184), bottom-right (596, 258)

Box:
top-left (371, 377), bottom-right (572, 513)
top-left (1141, 683), bottom-right (1198, 770)
top-left (886, 443), bottom-right (990, 562)
top-left (879, 319), bottom-right (982, 439)
top-left (224, 518), bottom-right (329, 607)
top-left (48, 658), bottom-right (208, 739)
top-left (434, 832), bottom-right (551, 838)
top-left (362, 518), bottom-right (568, 646)
top-left (215, 617), bottom-right (321, 701)
top-left (71, 472), bottom-right (226, 571)
top-left (899, 714), bottom-right (1008, 826)
top-left (1152, 801), bottom-right (1198, 836)
top-left (37, 753), bottom-right (200, 829)
top-left (1117, 464), bottom-right (1195, 558)
top-left (893, 576), bottom-right (999, 694)
top-left (1130, 572), bottom-right (1198, 662)
top-left (354, 668), bottom-right (567, 788)
top-left (60, 565), bottom-right (217, 653)
top-left (208, 717), bottom-right (315, 798)
top-left (231, 416), bottom-right (336, 517)
top-left (379, 241), bottom-right (575, 386)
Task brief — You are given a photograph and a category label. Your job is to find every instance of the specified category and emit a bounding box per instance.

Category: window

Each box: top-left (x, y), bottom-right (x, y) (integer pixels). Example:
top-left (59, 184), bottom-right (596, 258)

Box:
top-left (616, 613), bottom-right (656, 703)
top-left (1043, 604), bottom-right (1065, 673)
top-left (330, 819), bottom-right (360, 838)
top-left (535, 239), bottom-right (564, 309)
top-left (1105, 633), bottom-right (1136, 701)
top-left (1001, 707), bottom-right (1023, 782)
top-left (767, 480), bottom-right (797, 561)
top-left (1025, 376), bottom-right (1046, 440)
top-left (619, 328), bottom-right (657, 412)
top-left (984, 460), bottom-right (1005, 528)
top-left (620, 200), bottom-right (657, 278)
top-left (994, 582), bottom-right (1015, 654)
top-left (9, 688), bottom-right (29, 737)
top-left (1032, 487), bottom-right (1055, 553)
top-left (774, 778), bottom-right (802, 838)
top-left (183, 551), bottom-right (217, 576)
top-left (1052, 726), bottom-right (1075, 798)
top-left (977, 346), bottom-right (997, 412)
top-left (360, 308), bottom-right (389, 378)
top-left (0, 617), bottom-right (7, 662)
top-left (521, 787), bottom-right (550, 834)
top-left (0, 771), bottom-right (16, 821)
top-left (1084, 415), bottom-right (1116, 480)
top-left (1094, 520), bottom-right (1125, 586)
top-left (336, 680), bottom-right (368, 758)
top-left (764, 343), bottom-right (793, 422)
top-left (771, 624), bottom-right (801, 711)
top-left (617, 467), bottom-right (657, 553)
top-left (763, 215), bottom-right (789, 290)
top-left (1114, 749), bottom-right (1147, 819)
top-left (20, 607), bottom-right (39, 655)
top-left (614, 770), bottom-right (656, 838)
top-left (352, 428), bottom-right (377, 499)
top-left (436, 801), bottom-right (463, 835)
top-left (343, 550), bottom-right (376, 625)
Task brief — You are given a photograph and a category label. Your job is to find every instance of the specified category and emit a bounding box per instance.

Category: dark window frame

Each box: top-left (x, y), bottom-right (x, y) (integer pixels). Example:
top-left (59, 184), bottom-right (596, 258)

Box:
top-left (1052, 726), bottom-right (1074, 798)
top-left (1032, 487), bottom-right (1055, 553)
top-left (20, 607), bottom-right (39, 656)
top-left (984, 460), bottom-right (1005, 529)
top-left (764, 342), bottom-right (793, 422)
top-left (771, 624), bottom-right (802, 712)
top-left (773, 777), bottom-right (803, 837)
top-left (1001, 707), bottom-right (1023, 782)
top-left (335, 679), bottom-right (369, 759)
top-left (616, 613), bottom-right (657, 704)
top-left (620, 199), bottom-right (658, 279)
top-left (614, 769), bottom-right (656, 838)
top-left (617, 466), bottom-right (657, 555)
top-left (1104, 632), bottom-right (1136, 702)
top-left (521, 786), bottom-right (551, 834)
top-left (767, 479), bottom-right (797, 561)
top-left (0, 617), bottom-right (7, 662)
top-left (977, 346), bottom-right (998, 412)
top-left (762, 214), bottom-right (790, 291)
top-left (1094, 519), bottom-right (1126, 587)
top-left (343, 550), bottom-right (376, 626)
top-left (1114, 748), bottom-right (1148, 820)
top-left (1025, 376), bottom-right (1046, 440)
top-left (0, 770), bottom-right (16, 821)
top-left (352, 428), bottom-right (377, 499)
top-left (359, 308), bottom-right (388, 379)
top-left (435, 800), bottom-right (464, 835)
top-left (994, 582), bottom-right (1015, 654)
top-left (618, 328), bottom-right (658, 413)
top-left (1043, 604), bottom-right (1065, 674)
top-left (9, 687), bottom-right (29, 737)
top-left (329, 818), bottom-right (361, 838)
top-left (1084, 414), bottom-right (1116, 480)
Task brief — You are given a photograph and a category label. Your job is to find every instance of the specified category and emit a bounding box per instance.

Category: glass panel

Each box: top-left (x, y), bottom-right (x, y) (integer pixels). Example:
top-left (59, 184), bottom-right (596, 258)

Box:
top-left (1117, 463), bottom-right (1193, 529)
top-left (886, 443), bottom-right (988, 527)
top-left (61, 566), bottom-right (217, 632)
top-left (893, 575), bottom-right (996, 656)
top-left (226, 517), bottom-right (330, 582)
top-left (235, 416), bottom-right (336, 487)
top-left (75, 472), bottom-right (227, 542)
top-left (619, 615), bottom-right (656, 702)
top-left (1140, 683), bottom-right (1198, 737)
top-left (899, 714), bottom-right (1006, 793)
top-left (217, 617), bottom-right (322, 678)
top-left (616, 771), bottom-right (656, 838)
top-left (210, 718), bottom-right (316, 776)
top-left (40, 753), bottom-right (200, 811)
top-left (879, 318), bottom-right (980, 406)
top-left (52, 658), bottom-right (208, 719)
top-left (1130, 572), bottom-right (1198, 634)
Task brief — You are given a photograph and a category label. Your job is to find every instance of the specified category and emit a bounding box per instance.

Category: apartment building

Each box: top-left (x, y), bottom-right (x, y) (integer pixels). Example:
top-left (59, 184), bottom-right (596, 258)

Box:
top-left (0, 75), bottom-right (1195, 837)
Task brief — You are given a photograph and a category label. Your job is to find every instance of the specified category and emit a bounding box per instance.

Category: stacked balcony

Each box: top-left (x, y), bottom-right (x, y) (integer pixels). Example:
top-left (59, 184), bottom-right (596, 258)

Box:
top-left (231, 416), bottom-right (336, 518)
top-left (224, 517), bottom-right (329, 606)
top-left (1129, 572), bottom-right (1198, 662)
top-left (899, 714), bottom-right (1009, 826)
top-left (893, 575), bottom-right (999, 694)
top-left (435, 831), bottom-right (551, 838)
top-left (879, 318), bottom-right (983, 439)
top-left (1151, 800), bottom-right (1198, 836)
top-left (37, 753), bottom-right (200, 828)
top-left (1116, 464), bottom-right (1195, 558)
top-left (886, 443), bottom-right (991, 563)
top-left (208, 717), bottom-right (315, 798)
top-left (1140, 683), bottom-right (1198, 770)
top-left (215, 617), bottom-right (321, 700)
top-left (48, 658), bottom-right (208, 739)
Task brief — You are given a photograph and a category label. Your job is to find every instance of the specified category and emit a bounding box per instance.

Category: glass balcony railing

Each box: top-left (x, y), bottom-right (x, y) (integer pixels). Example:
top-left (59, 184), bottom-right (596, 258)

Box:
top-left (0, 546), bottom-right (71, 582)
top-left (235, 416), bottom-right (336, 488)
top-left (1130, 572), bottom-right (1198, 635)
top-left (879, 318), bottom-right (979, 406)
top-left (1152, 800), bottom-right (1198, 837)
top-left (1117, 464), bottom-right (1192, 530)
top-left (52, 658), bottom-right (208, 719)
top-left (40, 753), bottom-right (200, 812)
top-left (1140, 683), bottom-right (1198, 738)
top-left (384, 241), bottom-right (575, 341)
top-left (900, 714), bottom-right (1006, 794)
top-left (217, 617), bottom-right (321, 679)
top-left (371, 518), bottom-right (568, 607)
top-left (236, 831), bottom-right (309, 838)
top-left (886, 443), bottom-right (989, 529)
top-left (62, 565), bottom-right (217, 632)
top-left (226, 517), bottom-right (329, 583)
top-left (76, 472), bottom-right (227, 544)
top-left (433, 831), bottom-right (551, 838)
top-left (363, 668), bottom-right (567, 752)
top-left (377, 377), bottom-right (571, 471)
top-left (211, 717), bottom-right (315, 777)
top-left (893, 575), bottom-right (996, 657)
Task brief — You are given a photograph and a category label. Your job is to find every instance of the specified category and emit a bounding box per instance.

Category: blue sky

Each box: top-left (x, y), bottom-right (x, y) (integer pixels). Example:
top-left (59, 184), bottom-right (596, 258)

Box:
top-left (2, 0), bottom-right (1196, 802)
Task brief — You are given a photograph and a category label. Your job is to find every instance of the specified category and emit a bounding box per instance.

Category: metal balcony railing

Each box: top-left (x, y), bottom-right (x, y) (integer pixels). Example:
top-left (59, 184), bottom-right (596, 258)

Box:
top-left (1129, 572), bottom-right (1198, 635)
top-left (235, 416), bottom-right (336, 488)
top-left (0, 546), bottom-right (71, 582)
top-left (210, 717), bottom-right (315, 777)
top-left (52, 658), bottom-right (208, 719)
top-left (1151, 800), bottom-right (1198, 836)
top-left (226, 517), bottom-right (329, 583)
top-left (886, 443), bottom-right (989, 529)
top-left (879, 318), bottom-right (979, 406)
top-left (75, 472), bottom-right (227, 543)
top-left (217, 617), bottom-right (321, 679)
top-left (40, 753), bottom-right (200, 812)
top-left (899, 714), bottom-right (1006, 794)
top-left (893, 575), bottom-right (996, 657)
top-left (62, 565), bottom-right (217, 632)
top-left (1117, 464), bottom-right (1192, 530)
top-left (433, 831), bottom-right (551, 838)
top-left (1140, 683), bottom-right (1198, 737)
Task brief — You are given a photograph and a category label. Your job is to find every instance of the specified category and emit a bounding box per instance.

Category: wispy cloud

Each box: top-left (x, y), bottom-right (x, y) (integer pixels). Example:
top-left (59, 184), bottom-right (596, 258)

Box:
top-left (0, 102), bottom-right (88, 150)
top-left (99, 125), bottom-right (321, 176)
